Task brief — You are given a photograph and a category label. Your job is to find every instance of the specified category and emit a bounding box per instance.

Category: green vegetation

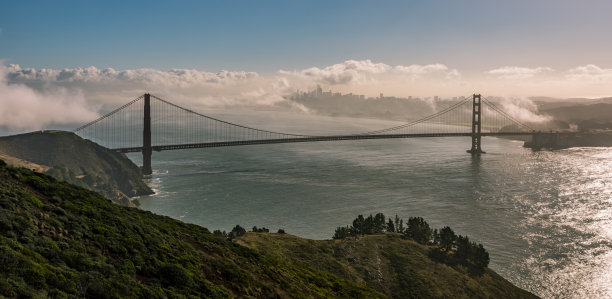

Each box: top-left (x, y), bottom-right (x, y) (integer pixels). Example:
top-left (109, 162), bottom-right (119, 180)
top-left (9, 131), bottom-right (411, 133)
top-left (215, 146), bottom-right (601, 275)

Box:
top-left (0, 131), bottom-right (153, 206)
top-left (0, 159), bottom-right (536, 298)
top-left (238, 233), bottom-right (537, 298)
top-left (0, 160), bottom-right (382, 298)
top-left (333, 214), bottom-right (490, 276)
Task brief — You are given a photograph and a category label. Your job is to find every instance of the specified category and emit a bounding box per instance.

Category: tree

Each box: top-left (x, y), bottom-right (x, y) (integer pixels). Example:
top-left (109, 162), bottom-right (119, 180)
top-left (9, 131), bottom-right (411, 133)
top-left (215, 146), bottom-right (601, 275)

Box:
top-left (474, 243), bottom-right (490, 268)
top-left (277, 229), bottom-right (286, 234)
top-left (373, 213), bottom-right (386, 234)
top-left (333, 226), bottom-right (350, 239)
top-left (251, 226), bottom-right (269, 232)
top-left (432, 229), bottom-right (439, 244)
top-left (406, 217), bottom-right (432, 244)
top-left (394, 215), bottom-right (401, 232)
top-left (453, 235), bottom-right (489, 275)
top-left (386, 218), bottom-right (395, 233)
top-left (212, 230), bottom-right (227, 238)
top-left (438, 226), bottom-right (456, 250)
top-left (349, 226), bottom-right (358, 237)
top-left (352, 215), bottom-right (366, 236)
top-left (363, 214), bottom-right (374, 235)
top-left (228, 225), bottom-right (246, 239)
top-left (454, 235), bottom-right (472, 262)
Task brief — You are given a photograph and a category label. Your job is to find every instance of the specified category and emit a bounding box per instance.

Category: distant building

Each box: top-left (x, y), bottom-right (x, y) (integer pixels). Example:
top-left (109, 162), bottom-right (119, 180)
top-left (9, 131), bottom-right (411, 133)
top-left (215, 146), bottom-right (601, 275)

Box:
top-left (294, 86), bottom-right (374, 101)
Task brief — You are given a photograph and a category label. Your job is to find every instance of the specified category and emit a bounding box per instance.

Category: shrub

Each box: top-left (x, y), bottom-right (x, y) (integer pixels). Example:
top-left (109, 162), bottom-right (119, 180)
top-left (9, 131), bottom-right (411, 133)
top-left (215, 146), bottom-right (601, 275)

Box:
top-left (159, 264), bottom-right (191, 288)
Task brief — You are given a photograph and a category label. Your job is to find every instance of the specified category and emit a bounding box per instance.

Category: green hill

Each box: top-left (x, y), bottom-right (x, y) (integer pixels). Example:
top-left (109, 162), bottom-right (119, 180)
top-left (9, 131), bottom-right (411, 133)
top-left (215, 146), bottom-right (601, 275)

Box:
top-left (0, 131), bottom-right (152, 206)
top-left (237, 233), bottom-right (537, 298)
top-left (0, 160), bottom-right (384, 298)
top-left (0, 160), bottom-right (537, 298)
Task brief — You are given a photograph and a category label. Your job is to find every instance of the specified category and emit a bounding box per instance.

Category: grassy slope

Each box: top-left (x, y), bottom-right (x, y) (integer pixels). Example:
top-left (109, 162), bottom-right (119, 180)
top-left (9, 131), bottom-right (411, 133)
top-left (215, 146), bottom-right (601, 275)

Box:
top-left (0, 161), bottom-right (383, 298)
top-left (0, 131), bottom-right (152, 206)
top-left (237, 233), bottom-right (538, 298)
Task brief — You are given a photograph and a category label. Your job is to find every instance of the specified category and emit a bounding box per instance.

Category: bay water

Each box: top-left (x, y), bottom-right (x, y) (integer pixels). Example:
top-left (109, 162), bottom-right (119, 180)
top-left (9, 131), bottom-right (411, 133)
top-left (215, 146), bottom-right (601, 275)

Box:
top-left (129, 110), bottom-right (612, 298)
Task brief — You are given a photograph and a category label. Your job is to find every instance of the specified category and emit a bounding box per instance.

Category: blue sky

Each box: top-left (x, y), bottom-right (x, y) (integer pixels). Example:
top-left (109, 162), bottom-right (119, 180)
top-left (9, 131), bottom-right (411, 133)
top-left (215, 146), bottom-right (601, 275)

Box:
top-left (2, 0), bottom-right (611, 73)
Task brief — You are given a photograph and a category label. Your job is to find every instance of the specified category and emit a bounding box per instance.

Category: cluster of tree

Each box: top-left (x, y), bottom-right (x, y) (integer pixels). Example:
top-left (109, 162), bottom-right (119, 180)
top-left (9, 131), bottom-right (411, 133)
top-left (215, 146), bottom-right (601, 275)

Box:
top-left (251, 226), bottom-right (269, 233)
top-left (429, 226), bottom-right (490, 275)
top-left (332, 213), bottom-right (489, 274)
top-left (332, 213), bottom-right (431, 243)
top-left (213, 225), bottom-right (246, 240)
top-left (332, 213), bottom-right (387, 238)
top-left (213, 225), bottom-right (286, 240)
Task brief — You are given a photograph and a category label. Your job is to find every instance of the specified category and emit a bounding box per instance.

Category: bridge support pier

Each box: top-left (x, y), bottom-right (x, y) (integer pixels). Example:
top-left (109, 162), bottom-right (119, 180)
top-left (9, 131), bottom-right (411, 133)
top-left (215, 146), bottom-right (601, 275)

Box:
top-left (467, 94), bottom-right (485, 154)
top-left (142, 93), bottom-right (153, 175)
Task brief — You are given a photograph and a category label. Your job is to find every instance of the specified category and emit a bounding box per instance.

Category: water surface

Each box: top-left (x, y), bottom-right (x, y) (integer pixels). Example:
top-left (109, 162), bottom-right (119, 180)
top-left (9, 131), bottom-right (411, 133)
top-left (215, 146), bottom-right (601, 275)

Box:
top-left (131, 110), bottom-right (612, 298)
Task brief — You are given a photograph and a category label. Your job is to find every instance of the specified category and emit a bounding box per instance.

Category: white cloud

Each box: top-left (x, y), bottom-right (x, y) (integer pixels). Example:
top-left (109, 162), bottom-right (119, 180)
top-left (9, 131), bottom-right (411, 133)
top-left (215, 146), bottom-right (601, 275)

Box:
top-left (497, 97), bottom-right (551, 123)
top-left (0, 64), bottom-right (99, 130)
top-left (486, 66), bottom-right (554, 79)
top-left (4, 60), bottom-right (465, 117)
top-left (279, 60), bottom-right (459, 85)
top-left (7, 64), bottom-right (258, 85)
top-left (565, 64), bottom-right (612, 81)
top-left (3, 60), bottom-right (612, 131)
top-left (5, 64), bottom-right (274, 109)
top-left (279, 59), bottom-right (391, 85)
top-left (394, 63), bottom-right (449, 75)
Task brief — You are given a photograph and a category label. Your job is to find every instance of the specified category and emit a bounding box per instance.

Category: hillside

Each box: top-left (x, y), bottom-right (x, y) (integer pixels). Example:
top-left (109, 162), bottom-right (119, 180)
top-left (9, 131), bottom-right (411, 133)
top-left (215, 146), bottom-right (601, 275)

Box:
top-left (237, 233), bottom-right (537, 298)
top-left (0, 160), bottom-right (537, 298)
top-left (541, 102), bottom-right (612, 124)
top-left (0, 160), bottom-right (382, 298)
top-left (0, 131), bottom-right (152, 206)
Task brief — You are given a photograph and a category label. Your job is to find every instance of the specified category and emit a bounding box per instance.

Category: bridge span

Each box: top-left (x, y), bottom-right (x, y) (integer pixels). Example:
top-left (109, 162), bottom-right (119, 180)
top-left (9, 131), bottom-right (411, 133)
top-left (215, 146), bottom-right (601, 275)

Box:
top-left (75, 93), bottom-right (548, 174)
top-left (114, 132), bottom-right (535, 153)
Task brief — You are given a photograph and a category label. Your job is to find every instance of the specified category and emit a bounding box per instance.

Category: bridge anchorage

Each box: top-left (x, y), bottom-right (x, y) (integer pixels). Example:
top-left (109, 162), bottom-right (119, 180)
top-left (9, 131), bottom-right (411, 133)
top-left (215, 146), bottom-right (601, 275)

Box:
top-left (74, 92), bottom-right (537, 175)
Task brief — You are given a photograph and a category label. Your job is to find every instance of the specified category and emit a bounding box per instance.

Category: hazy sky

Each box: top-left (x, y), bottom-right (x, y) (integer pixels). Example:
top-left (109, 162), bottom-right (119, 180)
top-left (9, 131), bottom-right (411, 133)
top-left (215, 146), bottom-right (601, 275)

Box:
top-left (1, 0), bottom-right (612, 129)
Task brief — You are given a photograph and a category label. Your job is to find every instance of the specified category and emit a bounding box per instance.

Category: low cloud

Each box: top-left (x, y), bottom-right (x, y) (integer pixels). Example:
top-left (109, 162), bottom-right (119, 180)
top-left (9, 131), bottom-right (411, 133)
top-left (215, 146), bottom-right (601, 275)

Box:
top-left (3, 60), bottom-right (612, 131)
top-left (4, 60), bottom-right (463, 118)
top-left (279, 60), bottom-right (459, 85)
top-left (6, 64), bottom-right (275, 109)
top-left (0, 64), bottom-right (99, 130)
top-left (497, 96), bottom-right (551, 123)
top-left (486, 66), bottom-right (554, 79)
top-left (394, 63), bottom-right (458, 79)
top-left (481, 64), bottom-right (612, 98)
top-left (565, 64), bottom-right (612, 81)
top-left (7, 64), bottom-right (258, 86)
top-left (279, 59), bottom-right (391, 85)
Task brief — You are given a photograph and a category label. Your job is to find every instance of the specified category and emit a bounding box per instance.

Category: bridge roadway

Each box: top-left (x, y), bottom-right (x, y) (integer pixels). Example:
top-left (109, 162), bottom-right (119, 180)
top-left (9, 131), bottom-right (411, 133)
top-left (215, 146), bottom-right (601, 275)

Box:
top-left (113, 132), bottom-right (534, 153)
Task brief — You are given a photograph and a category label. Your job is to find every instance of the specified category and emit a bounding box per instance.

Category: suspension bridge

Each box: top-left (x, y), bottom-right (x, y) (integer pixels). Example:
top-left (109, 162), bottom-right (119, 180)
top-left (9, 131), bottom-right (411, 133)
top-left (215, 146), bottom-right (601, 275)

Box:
top-left (74, 93), bottom-right (553, 175)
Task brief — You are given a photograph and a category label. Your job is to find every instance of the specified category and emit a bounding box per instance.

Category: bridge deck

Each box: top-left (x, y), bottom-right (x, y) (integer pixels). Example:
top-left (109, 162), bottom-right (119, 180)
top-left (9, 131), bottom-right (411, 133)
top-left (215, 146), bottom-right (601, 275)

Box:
top-left (113, 132), bottom-right (535, 153)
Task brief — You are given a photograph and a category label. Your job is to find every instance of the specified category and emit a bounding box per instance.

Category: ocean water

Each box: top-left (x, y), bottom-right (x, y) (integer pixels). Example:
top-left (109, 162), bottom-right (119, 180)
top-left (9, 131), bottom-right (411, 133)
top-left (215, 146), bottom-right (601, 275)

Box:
top-left (129, 110), bottom-right (612, 298)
